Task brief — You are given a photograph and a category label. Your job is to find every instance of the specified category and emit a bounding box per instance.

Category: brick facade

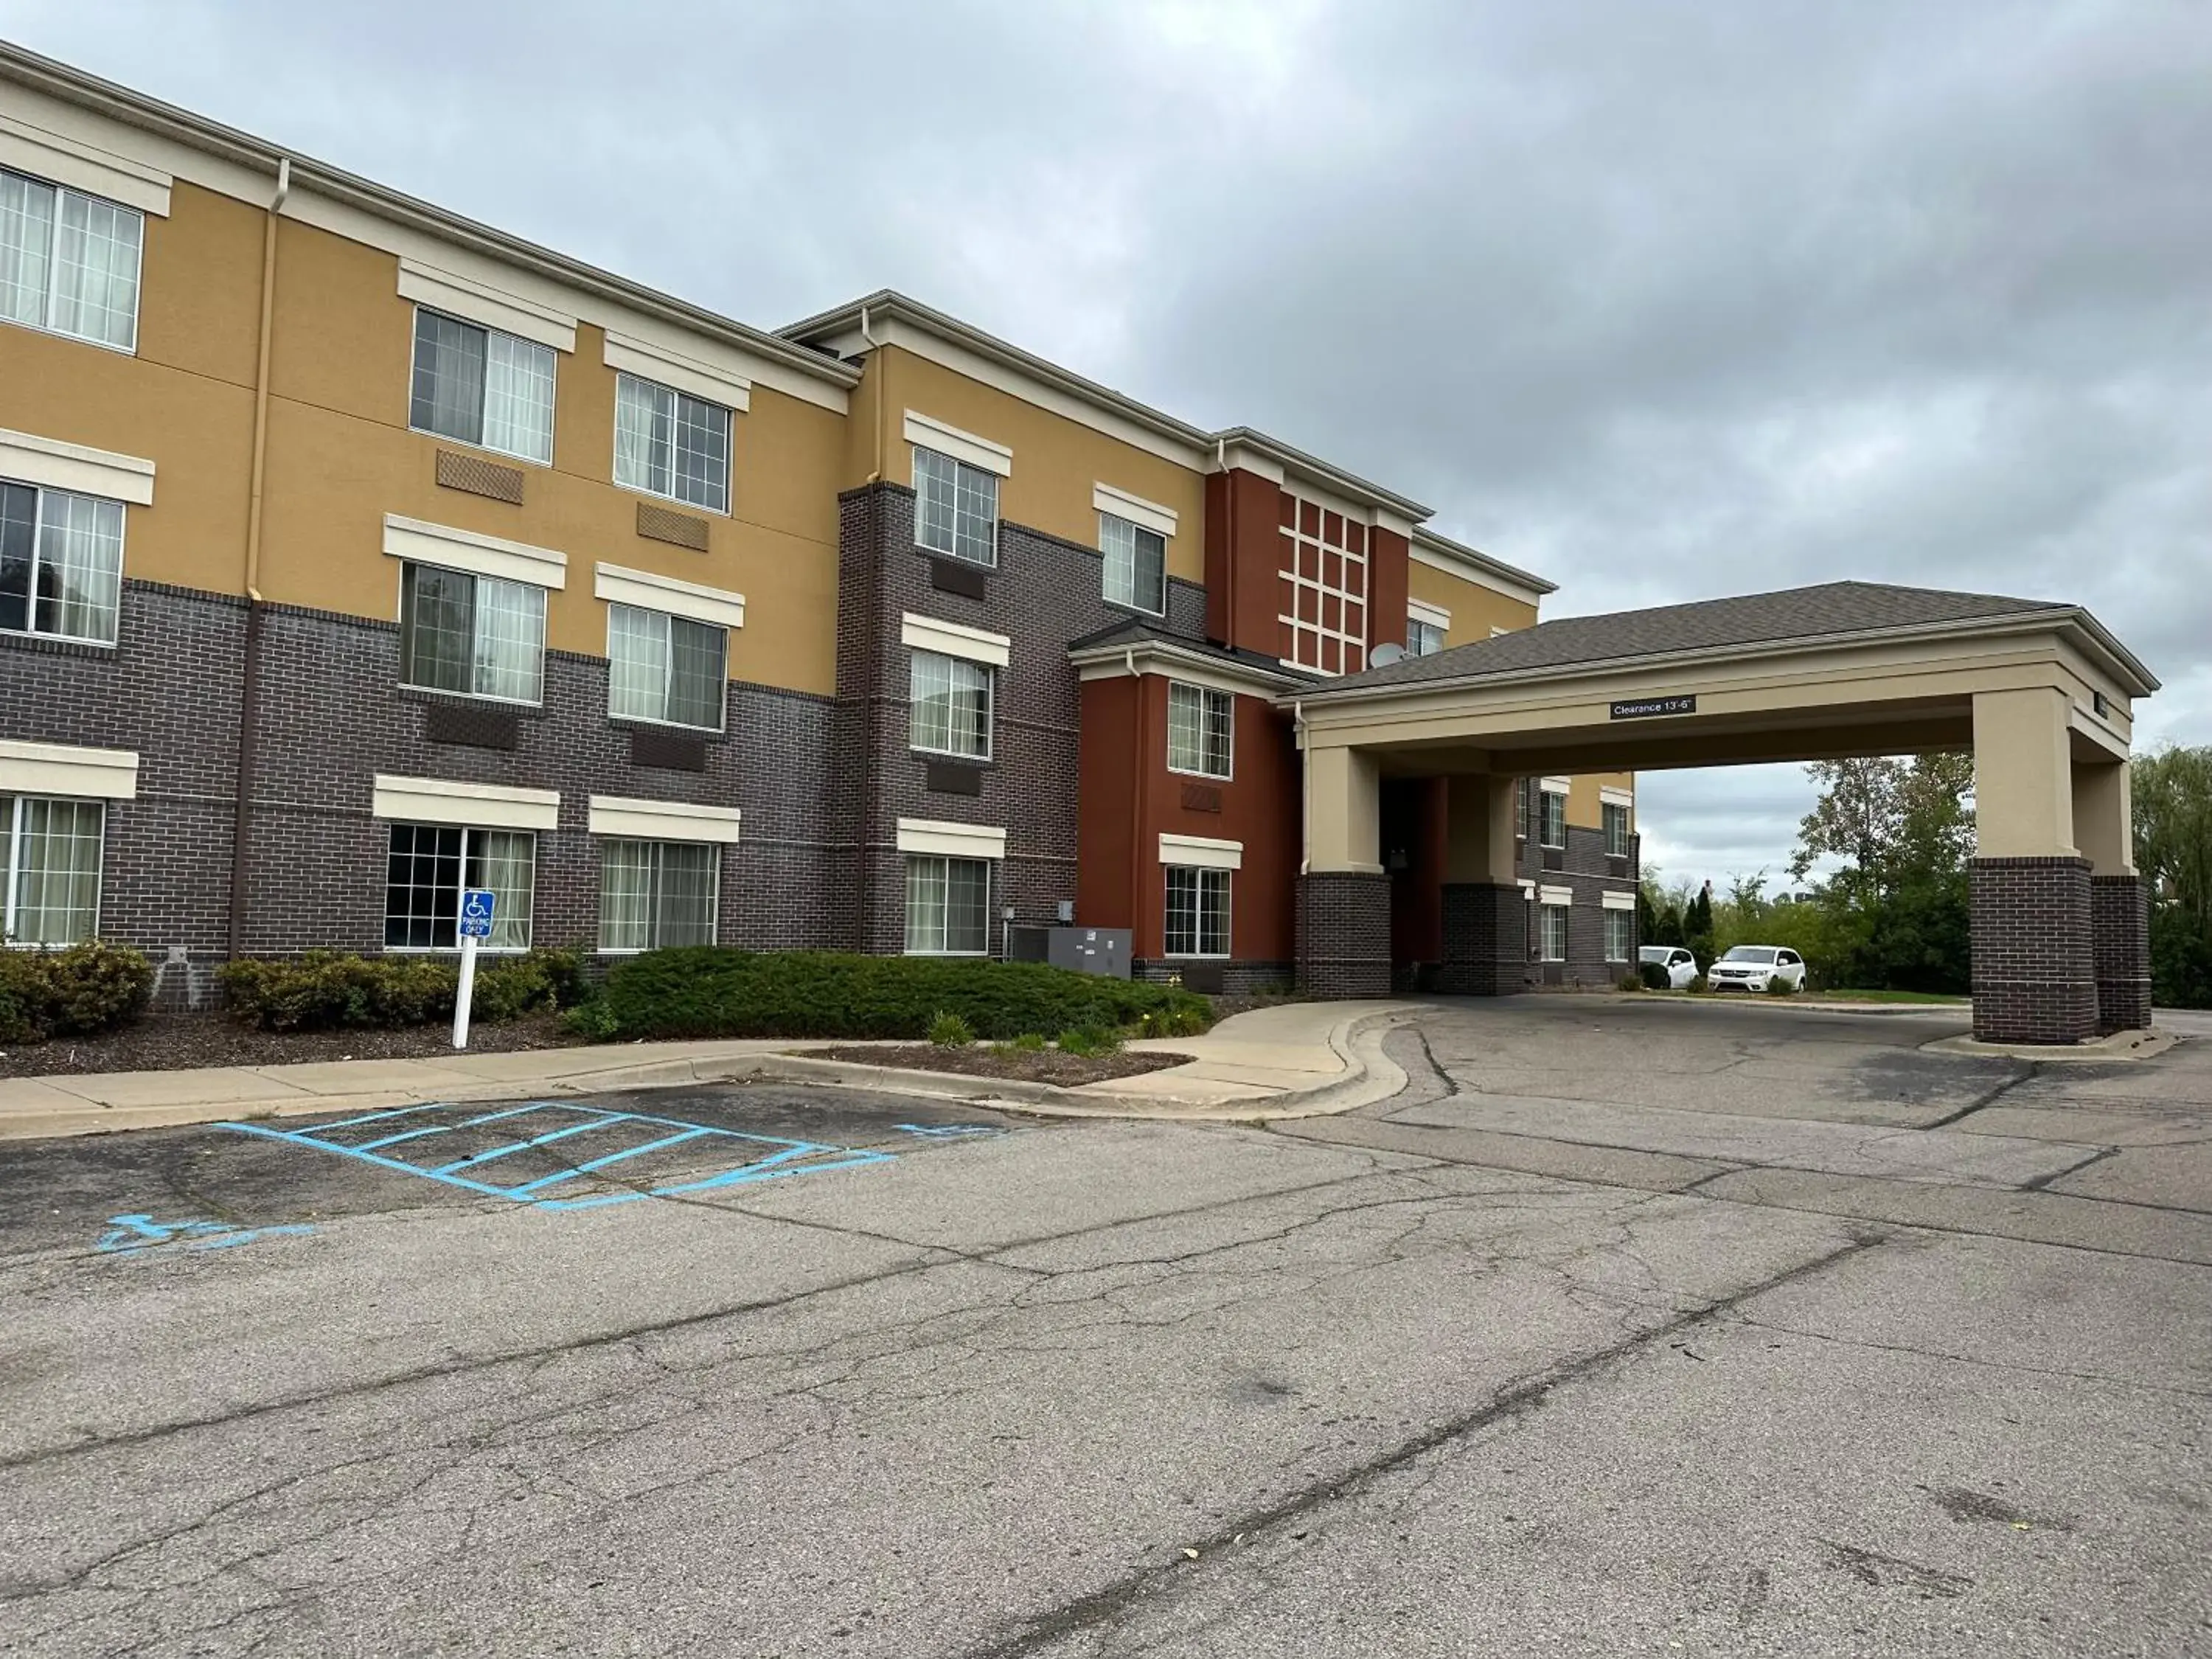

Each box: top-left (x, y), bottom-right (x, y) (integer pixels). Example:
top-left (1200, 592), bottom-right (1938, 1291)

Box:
top-left (1517, 821), bottom-right (1639, 989)
top-left (1437, 882), bottom-right (1530, 995)
top-left (1295, 872), bottom-right (1392, 997)
top-left (2090, 874), bottom-right (2153, 1035)
top-left (1971, 856), bottom-right (2097, 1044)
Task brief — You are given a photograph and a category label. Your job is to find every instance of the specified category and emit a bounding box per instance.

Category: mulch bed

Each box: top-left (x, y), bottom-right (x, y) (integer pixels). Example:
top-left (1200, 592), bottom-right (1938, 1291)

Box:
top-left (0, 1012), bottom-right (577, 1079)
top-left (810, 1044), bottom-right (1194, 1088)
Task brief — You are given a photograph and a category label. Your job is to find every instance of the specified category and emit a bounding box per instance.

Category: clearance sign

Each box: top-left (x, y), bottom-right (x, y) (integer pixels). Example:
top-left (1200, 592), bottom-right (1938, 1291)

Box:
top-left (1610, 695), bottom-right (1697, 720)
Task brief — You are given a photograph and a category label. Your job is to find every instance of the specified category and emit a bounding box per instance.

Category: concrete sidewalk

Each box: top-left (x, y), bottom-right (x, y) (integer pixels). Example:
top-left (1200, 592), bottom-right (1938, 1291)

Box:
top-left (0, 1001), bottom-right (1418, 1141)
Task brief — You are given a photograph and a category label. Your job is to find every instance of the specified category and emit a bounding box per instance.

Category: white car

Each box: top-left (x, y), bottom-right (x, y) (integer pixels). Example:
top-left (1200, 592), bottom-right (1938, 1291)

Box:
top-left (1638, 945), bottom-right (1700, 990)
top-left (1706, 945), bottom-right (1806, 993)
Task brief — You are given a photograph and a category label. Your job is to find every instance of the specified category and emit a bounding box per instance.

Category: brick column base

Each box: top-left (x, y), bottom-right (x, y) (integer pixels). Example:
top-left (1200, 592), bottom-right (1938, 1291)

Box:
top-left (1971, 856), bottom-right (2096, 1044)
top-left (2091, 874), bottom-right (2153, 1035)
top-left (1436, 882), bottom-right (1530, 995)
top-left (1296, 872), bottom-right (1392, 998)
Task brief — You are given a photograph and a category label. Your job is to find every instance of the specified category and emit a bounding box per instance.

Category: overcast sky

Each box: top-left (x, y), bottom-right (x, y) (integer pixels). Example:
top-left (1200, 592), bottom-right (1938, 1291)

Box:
top-left (8, 0), bottom-right (2206, 891)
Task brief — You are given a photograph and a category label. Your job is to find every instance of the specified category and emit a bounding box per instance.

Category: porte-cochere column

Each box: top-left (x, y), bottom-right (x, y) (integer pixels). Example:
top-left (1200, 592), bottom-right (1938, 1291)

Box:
top-left (1437, 772), bottom-right (1527, 995)
top-left (1295, 742), bottom-right (1392, 996)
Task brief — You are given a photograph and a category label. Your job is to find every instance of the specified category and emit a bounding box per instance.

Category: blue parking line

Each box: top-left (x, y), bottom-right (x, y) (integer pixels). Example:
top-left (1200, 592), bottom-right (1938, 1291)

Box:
top-left (429, 1115), bottom-right (608, 1175)
top-left (458, 1102), bottom-right (559, 1128)
top-left (537, 1147), bottom-right (898, 1210)
top-left (293, 1102), bottom-right (448, 1133)
top-left (221, 1121), bottom-right (521, 1197)
top-left (504, 1126), bottom-right (716, 1196)
top-left (353, 1124), bottom-right (455, 1152)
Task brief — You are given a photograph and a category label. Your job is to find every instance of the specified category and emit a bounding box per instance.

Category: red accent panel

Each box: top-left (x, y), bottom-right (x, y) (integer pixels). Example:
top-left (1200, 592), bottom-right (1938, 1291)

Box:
top-left (1368, 525), bottom-right (1409, 653)
top-left (1204, 467), bottom-right (1293, 655)
top-left (1077, 676), bottom-right (1141, 939)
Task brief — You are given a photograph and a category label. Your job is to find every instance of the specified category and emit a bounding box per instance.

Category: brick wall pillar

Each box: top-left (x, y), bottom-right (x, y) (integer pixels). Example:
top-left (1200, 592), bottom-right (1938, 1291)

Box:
top-left (2091, 874), bottom-right (2153, 1035)
top-left (1971, 856), bottom-right (2096, 1044)
top-left (1296, 872), bottom-right (1391, 997)
top-left (1437, 882), bottom-right (1528, 995)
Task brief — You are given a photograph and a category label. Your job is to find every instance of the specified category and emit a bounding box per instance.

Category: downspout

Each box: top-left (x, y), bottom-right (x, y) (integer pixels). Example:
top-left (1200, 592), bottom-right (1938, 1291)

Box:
top-left (1127, 650), bottom-right (1146, 956)
top-left (1294, 700), bottom-right (1309, 876)
top-left (861, 304), bottom-right (883, 484)
top-left (855, 302), bottom-right (884, 942)
top-left (227, 156), bottom-right (288, 960)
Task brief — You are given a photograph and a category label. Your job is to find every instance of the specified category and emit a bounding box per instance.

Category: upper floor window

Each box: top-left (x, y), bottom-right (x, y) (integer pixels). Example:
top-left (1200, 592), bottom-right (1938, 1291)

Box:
top-left (410, 308), bottom-right (555, 465)
top-left (613, 373), bottom-right (729, 514)
top-left (1101, 512), bottom-right (1166, 613)
top-left (1166, 682), bottom-right (1232, 779)
top-left (1539, 787), bottom-right (1567, 849)
top-left (1603, 801), bottom-right (1632, 858)
top-left (400, 562), bottom-right (545, 704)
top-left (1279, 495), bottom-right (1367, 675)
top-left (384, 823), bottom-right (534, 951)
top-left (2, 795), bottom-right (104, 945)
top-left (1, 480), bottom-right (124, 646)
top-left (1517, 778), bottom-right (1531, 840)
top-left (914, 445), bottom-right (998, 566)
top-left (0, 169), bottom-right (142, 353)
top-left (1407, 617), bottom-right (1447, 657)
top-left (608, 603), bottom-right (726, 731)
top-left (910, 649), bottom-right (992, 759)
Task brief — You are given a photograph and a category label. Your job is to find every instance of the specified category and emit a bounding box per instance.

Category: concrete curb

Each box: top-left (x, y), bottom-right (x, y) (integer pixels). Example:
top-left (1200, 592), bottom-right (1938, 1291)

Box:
top-left (1921, 1026), bottom-right (2178, 1062)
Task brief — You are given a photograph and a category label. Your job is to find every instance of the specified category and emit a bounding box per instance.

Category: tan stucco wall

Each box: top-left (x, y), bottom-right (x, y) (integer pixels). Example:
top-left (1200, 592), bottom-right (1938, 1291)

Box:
top-left (1405, 560), bottom-right (1536, 644)
top-left (867, 346), bottom-right (1208, 585)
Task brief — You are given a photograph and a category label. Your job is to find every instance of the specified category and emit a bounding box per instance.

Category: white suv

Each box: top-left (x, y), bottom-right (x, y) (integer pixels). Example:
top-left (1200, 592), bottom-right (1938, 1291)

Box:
top-left (1706, 945), bottom-right (1806, 993)
top-left (1638, 946), bottom-right (1700, 990)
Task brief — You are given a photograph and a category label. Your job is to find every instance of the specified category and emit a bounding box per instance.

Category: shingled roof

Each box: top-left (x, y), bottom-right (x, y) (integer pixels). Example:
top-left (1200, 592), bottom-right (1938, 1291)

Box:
top-left (1298, 580), bottom-right (2151, 697)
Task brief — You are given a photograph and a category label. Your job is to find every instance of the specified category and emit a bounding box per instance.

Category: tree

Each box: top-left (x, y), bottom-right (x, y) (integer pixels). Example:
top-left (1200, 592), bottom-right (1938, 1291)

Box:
top-left (1685, 880), bottom-right (1715, 966)
top-left (2134, 746), bottom-right (2212, 1009)
top-left (1788, 753), bottom-right (1975, 993)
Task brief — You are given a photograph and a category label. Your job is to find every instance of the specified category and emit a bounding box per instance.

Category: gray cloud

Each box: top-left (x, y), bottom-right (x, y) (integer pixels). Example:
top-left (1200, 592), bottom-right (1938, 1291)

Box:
top-left (8, 0), bottom-right (2206, 888)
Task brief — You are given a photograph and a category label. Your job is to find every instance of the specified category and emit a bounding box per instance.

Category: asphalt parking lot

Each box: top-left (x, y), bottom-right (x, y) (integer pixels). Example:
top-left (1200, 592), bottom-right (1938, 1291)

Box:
top-left (1, 998), bottom-right (2207, 1658)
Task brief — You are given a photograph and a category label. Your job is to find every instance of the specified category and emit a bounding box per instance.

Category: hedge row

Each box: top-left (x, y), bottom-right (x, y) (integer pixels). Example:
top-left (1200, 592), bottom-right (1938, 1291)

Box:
top-left (0, 941), bottom-right (155, 1045)
top-left (575, 949), bottom-right (1214, 1042)
top-left (215, 949), bottom-right (585, 1032)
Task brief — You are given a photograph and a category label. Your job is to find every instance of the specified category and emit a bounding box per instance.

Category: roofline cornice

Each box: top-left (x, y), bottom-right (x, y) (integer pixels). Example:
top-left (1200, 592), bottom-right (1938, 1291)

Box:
top-left (0, 42), bottom-right (860, 392)
top-left (1068, 636), bottom-right (1310, 695)
top-left (1409, 527), bottom-right (1557, 600)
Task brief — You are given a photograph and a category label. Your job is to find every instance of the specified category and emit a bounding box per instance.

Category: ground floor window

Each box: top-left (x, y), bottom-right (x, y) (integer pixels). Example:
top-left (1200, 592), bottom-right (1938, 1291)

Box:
top-left (1164, 865), bottom-right (1230, 957)
top-left (1540, 902), bottom-right (1570, 963)
top-left (905, 854), bottom-right (990, 955)
top-left (2, 796), bottom-right (103, 945)
top-left (599, 838), bottom-right (719, 952)
top-left (1604, 907), bottom-right (1632, 962)
top-left (384, 824), bottom-right (535, 951)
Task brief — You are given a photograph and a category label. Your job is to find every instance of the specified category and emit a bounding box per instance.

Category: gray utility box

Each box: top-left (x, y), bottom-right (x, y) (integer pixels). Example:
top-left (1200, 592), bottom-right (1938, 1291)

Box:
top-left (1008, 925), bottom-right (1132, 979)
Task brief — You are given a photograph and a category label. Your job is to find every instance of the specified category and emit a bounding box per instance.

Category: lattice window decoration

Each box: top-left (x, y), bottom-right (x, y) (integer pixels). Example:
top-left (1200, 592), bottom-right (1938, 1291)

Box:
top-left (1276, 493), bottom-right (1368, 675)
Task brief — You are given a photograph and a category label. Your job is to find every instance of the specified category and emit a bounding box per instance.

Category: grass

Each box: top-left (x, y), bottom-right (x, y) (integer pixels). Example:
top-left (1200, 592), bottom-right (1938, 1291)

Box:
top-left (1804, 988), bottom-right (1969, 1005)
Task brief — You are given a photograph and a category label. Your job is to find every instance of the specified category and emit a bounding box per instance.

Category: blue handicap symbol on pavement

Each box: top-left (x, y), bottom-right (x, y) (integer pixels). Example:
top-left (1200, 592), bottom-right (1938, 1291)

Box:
top-left (97, 1213), bottom-right (316, 1256)
top-left (458, 886), bottom-right (497, 939)
top-left (896, 1123), bottom-right (1006, 1140)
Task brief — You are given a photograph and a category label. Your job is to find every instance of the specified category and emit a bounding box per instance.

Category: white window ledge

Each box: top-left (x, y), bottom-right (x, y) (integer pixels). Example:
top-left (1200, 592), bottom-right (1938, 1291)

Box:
top-left (595, 563), bottom-right (745, 629)
top-left (1408, 597), bottom-right (1451, 630)
top-left (604, 330), bottom-right (751, 411)
top-left (384, 515), bottom-right (568, 591)
top-left (588, 796), bottom-right (742, 844)
top-left (398, 258), bottom-right (577, 354)
top-left (372, 775), bottom-right (559, 832)
top-left (905, 410), bottom-right (1012, 477)
top-left (1600, 785), bottom-right (1635, 808)
top-left (0, 428), bottom-right (155, 507)
top-left (1601, 890), bottom-right (1637, 911)
top-left (1540, 776), bottom-right (1572, 796)
top-left (0, 739), bottom-right (137, 799)
top-left (1539, 885), bottom-right (1574, 907)
top-left (901, 612), bottom-right (1010, 668)
top-left (1159, 833), bottom-right (1242, 871)
top-left (897, 818), bottom-right (1006, 860)
top-left (0, 113), bottom-right (170, 216)
top-left (1093, 481), bottom-right (1177, 538)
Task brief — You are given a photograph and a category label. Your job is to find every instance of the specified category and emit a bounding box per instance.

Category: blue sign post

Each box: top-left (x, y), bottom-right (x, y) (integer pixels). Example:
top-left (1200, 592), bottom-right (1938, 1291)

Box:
top-left (453, 887), bottom-right (496, 1049)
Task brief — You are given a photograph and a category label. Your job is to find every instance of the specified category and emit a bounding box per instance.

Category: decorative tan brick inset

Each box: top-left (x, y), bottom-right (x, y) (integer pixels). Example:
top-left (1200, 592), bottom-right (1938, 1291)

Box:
top-left (1971, 856), bottom-right (2096, 1044)
top-left (1437, 882), bottom-right (1533, 995)
top-left (1296, 872), bottom-right (1392, 998)
top-left (435, 449), bottom-right (525, 504)
top-left (636, 501), bottom-right (710, 552)
top-left (2091, 874), bottom-right (2152, 1035)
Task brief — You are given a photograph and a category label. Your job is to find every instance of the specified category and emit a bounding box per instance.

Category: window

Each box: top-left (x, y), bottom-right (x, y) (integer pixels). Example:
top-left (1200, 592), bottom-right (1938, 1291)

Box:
top-left (1, 796), bottom-right (103, 945)
top-left (1604, 801), bottom-right (1632, 858)
top-left (400, 563), bottom-right (546, 703)
top-left (1166, 682), bottom-right (1233, 779)
top-left (1101, 512), bottom-right (1166, 613)
top-left (1517, 779), bottom-right (1530, 841)
top-left (1164, 865), bottom-right (1230, 958)
top-left (1540, 787), bottom-right (1567, 849)
top-left (383, 824), bottom-right (535, 951)
top-left (914, 445), bottom-right (998, 566)
top-left (1604, 907), bottom-right (1632, 963)
top-left (1, 480), bottom-right (125, 644)
top-left (1407, 617), bottom-right (1447, 657)
top-left (613, 372), bottom-right (730, 513)
top-left (409, 307), bottom-right (556, 465)
top-left (909, 650), bottom-right (992, 759)
top-left (598, 838), bottom-right (718, 952)
top-left (905, 854), bottom-right (990, 954)
top-left (608, 604), bottom-right (726, 730)
top-left (0, 167), bottom-right (143, 352)
top-left (1540, 902), bottom-right (1570, 963)
top-left (1277, 494), bottom-right (1368, 675)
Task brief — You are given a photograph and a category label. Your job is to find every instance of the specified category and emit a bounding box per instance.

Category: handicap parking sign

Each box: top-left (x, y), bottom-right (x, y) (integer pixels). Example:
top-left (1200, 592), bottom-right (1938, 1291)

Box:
top-left (458, 887), bottom-right (497, 939)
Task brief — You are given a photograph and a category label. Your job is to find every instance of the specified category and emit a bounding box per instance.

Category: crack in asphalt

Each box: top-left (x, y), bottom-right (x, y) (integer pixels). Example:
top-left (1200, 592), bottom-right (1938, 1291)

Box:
top-left (1919, 1063), bottom-right (2040, 1130)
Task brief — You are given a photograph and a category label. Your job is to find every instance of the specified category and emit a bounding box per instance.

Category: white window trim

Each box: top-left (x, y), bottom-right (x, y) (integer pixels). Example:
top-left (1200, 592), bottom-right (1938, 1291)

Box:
top-left (1408, 597), bottom-right (1451, 631)
top-left (1601, 890), bottom-right (1637, 911)
top-left (3, 793), bottom-right (107, 948)
top-left (903, 411), bottom-right (1012, 477)
top-left (1163, 863), bottom-right (1232, 959)
top-left (397, 258), bottom-right (577, 354)
top-left (1518, 880), bottom-right (1536, 897)
top-left (588, 796), bottom-right (742, 844)
top-left (0, 114), bottom-right (171, 217)
top-left (1540, 776), bottom-right (1573, 795)
top-left (1165, 681), bottom-right (1234, 782)
top-left (897, 818), bottom-right (1006, 860)
top-left (1604, 909), bottom-right (1633, 962)
top-left (0, 428), bottom-right (155, 507)
top-left (1159, 833), bottom-right (1242, 871)
top-left (1093, 481), bottom-right (1177, 538)
top-left (0, 740), bottom-right (137, 800)
top-left (595, 563), bottom-right (745, 629)
top-left (372, 775), bottom-right (559, 832)
top-left (1539, 884), bottom-right (1574, 907)
top-left (900, 612), bottom-right (1009, 668)
top-left (594, 837), bottom-right (722, 956)
top-left (1600, 785), bottom-right (1635, 809)
top-left (384, 515), bottom-right (567, 591)
top-left (604, 330), bottom-right (751, 411)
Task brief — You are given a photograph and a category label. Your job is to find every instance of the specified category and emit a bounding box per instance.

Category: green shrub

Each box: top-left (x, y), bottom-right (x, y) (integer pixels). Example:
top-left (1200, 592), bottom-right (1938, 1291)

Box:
top-left (0, 941), bottom-right (153, 1044)
top-left (928, 1010), bottom-right (975, 1048)
top-left (1637, 961), bottom-right (1672, 991)
top-left (1765, 975), bottom-right (1798, 996)
top-left (1057, 1023), bottom-right (1124, 1058)
top-left (1688, 973), bottom-right (1709, 995)
top-left (589, 950), bottom-right (1213, 1043)
top-left (1006, 1031), bottom-right (1047, 1052)
top-left (1618, 973), bottom-right (1645, 992)
top-left (217, 948), bottom-right (582, 1032)
top-left (1136, 1004), bottom-right (1209, 1039)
